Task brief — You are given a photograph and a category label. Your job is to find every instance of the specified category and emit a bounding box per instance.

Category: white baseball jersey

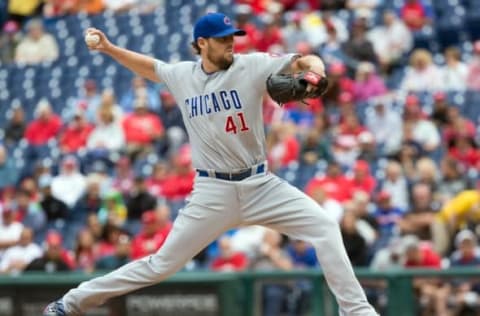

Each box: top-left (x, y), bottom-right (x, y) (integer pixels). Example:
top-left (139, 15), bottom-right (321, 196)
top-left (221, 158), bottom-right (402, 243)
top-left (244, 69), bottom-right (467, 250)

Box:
top-left (154, 53), bottom-right (296, 172)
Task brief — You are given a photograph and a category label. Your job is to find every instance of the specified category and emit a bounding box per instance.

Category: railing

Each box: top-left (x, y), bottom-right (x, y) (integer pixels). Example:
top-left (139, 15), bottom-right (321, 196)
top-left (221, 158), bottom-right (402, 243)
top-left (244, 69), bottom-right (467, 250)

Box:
top-left (0, 268), bottom-right (479, 316)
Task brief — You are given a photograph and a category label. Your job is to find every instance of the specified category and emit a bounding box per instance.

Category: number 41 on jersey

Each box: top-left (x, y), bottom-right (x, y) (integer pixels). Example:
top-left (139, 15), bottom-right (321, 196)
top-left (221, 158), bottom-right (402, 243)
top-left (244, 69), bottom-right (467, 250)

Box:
top-left (225, 112), bottom-right (249, 134)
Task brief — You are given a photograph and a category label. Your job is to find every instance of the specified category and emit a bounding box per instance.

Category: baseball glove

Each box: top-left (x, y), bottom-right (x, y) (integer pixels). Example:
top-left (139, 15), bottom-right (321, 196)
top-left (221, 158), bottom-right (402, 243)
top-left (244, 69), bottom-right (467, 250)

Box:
top-left (266, 71), bottom-right (329, 105)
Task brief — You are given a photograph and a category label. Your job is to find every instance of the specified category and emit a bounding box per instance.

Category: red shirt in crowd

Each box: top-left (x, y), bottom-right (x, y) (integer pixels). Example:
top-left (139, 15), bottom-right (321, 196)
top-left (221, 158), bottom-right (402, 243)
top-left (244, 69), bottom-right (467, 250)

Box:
top-left (449, 147), bottom-right (480, 169)
top-left (404, 244), bottom-right (442, 268)
top-left (59, 123), bottom-right (94, 153)
top-left (211, 252), bottom-right (249, 271)
top-left (347, 175), bottom-right (377, 196)
top-left (305, 174), bottom-right (353, 203)
top-left (161, 170), bottom-right (195, 200)
top-left (131, 223), bottom-right (173, 260)
top-left (401, 1), bottom-right (427, 30)
top-left (25, 115), bottom-right (62, 145)
top-left (234, 23), bottom-right (260, 53)
top-left (255, 26), bottom-right (284, 52)
top-left (122, 113), bottom-right (164, 145)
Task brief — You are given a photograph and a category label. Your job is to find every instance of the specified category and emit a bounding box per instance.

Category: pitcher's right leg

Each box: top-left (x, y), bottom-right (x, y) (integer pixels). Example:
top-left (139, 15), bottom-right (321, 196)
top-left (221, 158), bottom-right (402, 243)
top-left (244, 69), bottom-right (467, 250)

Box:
top-left (62, 178), bottom-right (240, 315)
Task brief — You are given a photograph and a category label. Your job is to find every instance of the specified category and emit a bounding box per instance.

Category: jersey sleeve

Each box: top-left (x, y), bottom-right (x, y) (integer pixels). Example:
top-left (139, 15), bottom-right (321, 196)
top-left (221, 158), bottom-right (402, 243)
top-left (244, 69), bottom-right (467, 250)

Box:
top-left (153, 59), bottom-right (178, 90)
top-left (246, 52), bottom-right (300, 80)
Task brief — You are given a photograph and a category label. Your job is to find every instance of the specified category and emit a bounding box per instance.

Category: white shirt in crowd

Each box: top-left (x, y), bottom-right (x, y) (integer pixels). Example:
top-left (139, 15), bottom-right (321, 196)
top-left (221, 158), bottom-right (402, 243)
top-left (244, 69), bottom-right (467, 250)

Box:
top-left (412, 119), bottom-right (441, 150)
top-left (368, 19), bottom-right (412, 63)
top-left (366, 106), bottom-right (403, 154)
top-left (400, 65), bottom-right (444, 92)
top-left (0, 243), bottom-right (42, 273)
top-left (51, 172), bottom-right (87, 208)
top-left (441, 62), bottom-right (469, 91)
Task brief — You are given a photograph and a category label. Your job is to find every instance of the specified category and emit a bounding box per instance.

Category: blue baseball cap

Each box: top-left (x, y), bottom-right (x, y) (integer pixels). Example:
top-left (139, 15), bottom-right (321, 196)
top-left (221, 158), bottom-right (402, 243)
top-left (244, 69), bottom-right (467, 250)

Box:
top-left (193, 13), bottom-right (246, 42)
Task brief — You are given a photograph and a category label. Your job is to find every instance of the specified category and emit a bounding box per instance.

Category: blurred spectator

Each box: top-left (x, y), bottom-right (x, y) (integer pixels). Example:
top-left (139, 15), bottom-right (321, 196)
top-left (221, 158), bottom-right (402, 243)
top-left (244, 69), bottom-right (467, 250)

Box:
top-left (0, 20), bottom-right (21, 64)
top-left (368, 10), bottom-right (412, 74)
top-left (0, 144), bottom-right (19, 191)
top-left (0, 227), bottom-right (41, 274)
top-left (402, 236), bottom-right (448, 316)
top-left (403, 97), bottom-right (441, 153)
top-left (373, 191), bottom-right (404, 249)
top-left (4, 103), bottom-right (26, 146)
top-left (346, 0), bottom-right (379, 11)
top-left (146, 161), bottom-right (169, 198)
top-left (370, 237), bottom-right (406, 270)
top-left (466, 41), bottom-right (480, 91)
top-left (322, 62), bottom-right (354, 107)
top-left (70, 175), bottom-right (103, 230)
top-left (87, 104), bottom-right (125, 153)
top-left (341, 19), bottom-right (377, 65)
top-left (317, 22), bottom-right (344, 67)
top-left (120, 77), bottom-right (160, 113)
top-left (26, 231), bottom-right (73, 272)
top-left (76, 80), bottom-right (102, 123)
top-left (447, 230), bottom-right (480, 314)
top-left (349, 192), bottom-right (378, 246)
top-left (309, 186), bottom-right (344, 222)
top-left (74, 229), bottom-right (97, 273)
top-left (283, 101), bottom-right (315, 136)
top-left (381, 160), bottom-right (409, 211)
top-left (305, 161), bottom-right (351, 203)
top-left (300, 129), bottom-right (333, 165)
top-left (441, 46), bottom-right (468, 91)
top-left (437, 157), bottom-right (469, 203)
top-left (287, 240), bottom-right (318, 268)
top-left (13, 189), bottom-right (45, 235)
top-left (398, 183), bottom-right (436, 240)
top-left (352, 62), bottom-right (387, 102)
top-left (333, 113), bottom-right (367, 166)
top-left (134, 0), bottom-right (163, 13)
top-left (282, 11), bottom-right (309, 53)
top-left (7, 0), bottom-right (42, 23)
top-left (51, 156), bottom-right (87, 208)
top-left (433, 189), bottom-right (480, 255)
top-left (86, 213), bottom-right (103, 241)
top-left (122, 97), bottom-right (164, 157)
top-left (250, 229), bottom-right (292, 316)
top-left (430, 92), bottom-right (449, 128)
top-left (210, 236), bottom-right (249, 272)
top-left (448, 136), bottom-right (480, 170)
top-left (400, 49), bottom-right (443, 92)
top-left (111, 157), bottom-right (135, 197)
top-left (400, 0), bottom-right (432, 31)
top-left (59, 109), bottom-right (94, 154)
top-left (366, 100), bottom-right (402, 156)
top-left (233, 5), bottom-right (260, 53)
top-left (0, 209), bottom-right (23, 255)
top-left (39, 174), bottom-right (69, 224)
top-left (24, 99), bottom-right (62, 146)
top-left (14, 19), bottom-right (59, 64)
top-left (266, 122), bottom-right (300, 172)
top-left (162, 148), bottom-right (195, 201)
top-left (125, 176), bottom-right (157, 233)
top-left (348, 160), bottom-right (376, 196)
top-left (340, 210), bottom-right (369, 266)
top-left (158, 90), bottom-right (187, 156)
top-left (412, 157), bottom-right (439, 193)
top-left (443, 106), bottom-right (476, 146)
top-left (131, 207), bottom-right (172, 260)
top-left (230, 226), bottom-right (267, 259)
top-left (71, 0), bottom-right (104, 15)
top-left (255, 15), bottom-right (284, 52)
top-left (97, 191), bottom-right (127, 227)
top-left (97, 224), bottom-right (125, 258)
top-left (95, 234), bottom-right (131, 270)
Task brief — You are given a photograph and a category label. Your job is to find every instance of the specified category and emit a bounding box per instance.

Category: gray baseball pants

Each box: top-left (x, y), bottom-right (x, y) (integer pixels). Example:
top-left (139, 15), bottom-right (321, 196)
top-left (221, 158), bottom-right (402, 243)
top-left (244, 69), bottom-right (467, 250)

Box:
top-left (63, 172), bottom-right (377, 316)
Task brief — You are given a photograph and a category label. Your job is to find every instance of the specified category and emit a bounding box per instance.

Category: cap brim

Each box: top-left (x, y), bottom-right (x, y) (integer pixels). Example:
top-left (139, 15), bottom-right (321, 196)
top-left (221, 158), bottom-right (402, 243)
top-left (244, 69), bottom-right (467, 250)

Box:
top-left (211, 28), bottom-right (246, 38)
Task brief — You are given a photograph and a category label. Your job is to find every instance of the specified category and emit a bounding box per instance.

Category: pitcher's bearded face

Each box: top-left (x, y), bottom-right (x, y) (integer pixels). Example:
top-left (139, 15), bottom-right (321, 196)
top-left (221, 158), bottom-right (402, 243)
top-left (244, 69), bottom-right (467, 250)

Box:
top-left (205, 35), bottom-right (234, 70)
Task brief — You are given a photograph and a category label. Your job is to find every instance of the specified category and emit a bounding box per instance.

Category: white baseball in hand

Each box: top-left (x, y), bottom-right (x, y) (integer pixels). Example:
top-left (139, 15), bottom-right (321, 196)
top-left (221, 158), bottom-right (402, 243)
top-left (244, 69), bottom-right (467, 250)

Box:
top-left (85, 33), bottom-right (100, 46)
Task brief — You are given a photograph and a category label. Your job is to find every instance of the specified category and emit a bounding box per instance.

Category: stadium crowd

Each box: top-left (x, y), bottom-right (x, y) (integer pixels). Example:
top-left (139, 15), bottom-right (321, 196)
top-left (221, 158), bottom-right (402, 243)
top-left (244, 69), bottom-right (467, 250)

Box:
top-left (1, 0), bottom-right (480, 315)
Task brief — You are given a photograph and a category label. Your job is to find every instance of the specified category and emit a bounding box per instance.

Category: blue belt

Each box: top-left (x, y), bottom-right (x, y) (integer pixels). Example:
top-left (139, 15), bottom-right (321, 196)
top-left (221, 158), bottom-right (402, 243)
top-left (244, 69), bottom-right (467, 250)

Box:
top-left (197, 163), bottom-right (265, 181)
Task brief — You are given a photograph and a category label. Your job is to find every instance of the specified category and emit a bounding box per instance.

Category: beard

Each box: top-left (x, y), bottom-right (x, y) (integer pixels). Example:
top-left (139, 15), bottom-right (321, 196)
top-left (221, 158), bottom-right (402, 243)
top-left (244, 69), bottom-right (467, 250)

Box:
top-left (206, 47), bottom-right (233, 70)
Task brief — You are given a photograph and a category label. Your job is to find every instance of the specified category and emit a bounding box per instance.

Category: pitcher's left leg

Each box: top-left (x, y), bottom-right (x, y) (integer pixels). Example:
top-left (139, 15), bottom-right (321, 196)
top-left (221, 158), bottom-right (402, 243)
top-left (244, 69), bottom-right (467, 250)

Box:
top-left (241, 174), bottom-right (377, 316)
